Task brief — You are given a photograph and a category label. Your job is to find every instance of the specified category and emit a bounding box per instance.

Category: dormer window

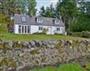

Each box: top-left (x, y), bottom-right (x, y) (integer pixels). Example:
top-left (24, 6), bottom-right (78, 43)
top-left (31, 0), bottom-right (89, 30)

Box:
top-left (35, 17), bottom-right (37, 22)
top-left (37, 18), bottom-right (43, 23)
top-left (53, 19), bottom-right (59, 24)
top-left (22, 16), bottom-right (26, 22)
top-left (35, 17), bottom-right (43, 23)
top-left (55, 20), bottom-right (59, 24)
top-left (53, 19), bottom-right (55, 24)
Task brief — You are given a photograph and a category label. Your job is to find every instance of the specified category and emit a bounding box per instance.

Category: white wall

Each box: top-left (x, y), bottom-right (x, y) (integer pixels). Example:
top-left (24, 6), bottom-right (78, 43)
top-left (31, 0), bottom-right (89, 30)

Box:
top-left (60, 27), bottom-right (65, 34)
top-left (54, 27), bottom-right (65, 34)
top-left (31, 25), bottom-right (39, 34)
top-left (30, 25), bottom-right (65, 35)
top-left (14, 24), bottom-right (19, 34)
top-left (14, 24), bottom-right (65, 35)
top-left (31, 25), bottom-right (55, 35)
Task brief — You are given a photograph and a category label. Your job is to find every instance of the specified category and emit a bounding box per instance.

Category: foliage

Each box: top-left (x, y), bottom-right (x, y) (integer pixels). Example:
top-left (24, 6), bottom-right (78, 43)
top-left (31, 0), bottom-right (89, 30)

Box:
top-left (0, 14), bottom-right (9, 23)
top-left (70, 14), bottom-right (90, 32)
top-left (28, 0), bottom-right (36, 16)
top-left (0, 14), bottom-right (9, 33)
top-left (39, 4), bottom-right (56, 18)
top-left (71, 31), bottom-right (90, 38)
top-left (85, 2), bottom-right (90, 15)
top-left (0, 0), bottom-right (36, 16)
top-left (56, 0), bottom-right (78, 31)
top-left (31, 63), bottom-right (85, 71)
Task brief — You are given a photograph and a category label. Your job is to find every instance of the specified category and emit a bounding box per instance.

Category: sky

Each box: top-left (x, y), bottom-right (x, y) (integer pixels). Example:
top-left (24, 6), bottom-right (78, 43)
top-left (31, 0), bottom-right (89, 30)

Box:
top-left (36, 0), bottom-right (58, 11)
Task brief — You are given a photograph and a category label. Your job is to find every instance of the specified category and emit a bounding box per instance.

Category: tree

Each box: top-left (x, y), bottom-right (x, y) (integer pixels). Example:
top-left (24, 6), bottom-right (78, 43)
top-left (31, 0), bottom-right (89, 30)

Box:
top-left (0, 0), bottom-right (36, 16)
top-left (28, 0), bottom-right (36, 16)
top-left (70, 14), bottom-right (90, 32)
top-left (1, 0), bottom-right (16, 16)
top-left (56, 0), bottom-right (78, 31)
top-left (77, 0), bottom-right (85, 13)
top-left (39, 4), bottom-right (56, 18)
top-left (85, 2), bottom-right (90, 15)
top-left (40, 6), bottom-right (46, 16)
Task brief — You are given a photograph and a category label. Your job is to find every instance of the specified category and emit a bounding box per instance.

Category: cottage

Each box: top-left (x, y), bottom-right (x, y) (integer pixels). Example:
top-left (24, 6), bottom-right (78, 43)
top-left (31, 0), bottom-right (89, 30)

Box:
top-left (13, 14), bottom-right (65, 35)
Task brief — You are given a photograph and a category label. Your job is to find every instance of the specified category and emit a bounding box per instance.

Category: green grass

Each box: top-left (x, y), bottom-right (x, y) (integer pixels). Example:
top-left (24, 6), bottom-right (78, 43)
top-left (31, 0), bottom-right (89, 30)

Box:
top-left (0, 33), bottom-right (88, 41)
top-left (32, 66), bottom-right (57, 71)
top-left (57, 64), bottom-right (85, 71)
top-left (31, 63), bottom-right (86, 71)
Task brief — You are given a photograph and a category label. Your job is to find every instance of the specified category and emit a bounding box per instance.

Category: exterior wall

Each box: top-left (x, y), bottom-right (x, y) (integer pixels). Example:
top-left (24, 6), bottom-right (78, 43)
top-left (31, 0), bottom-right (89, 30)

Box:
top-left (30, 25), bottom-right (65, 35)
top-left (14, 24), bottom-right (31, 34)
top-left (31, 25), bottom-right (54, 35)
top-left (30, 25), bottom-right (39, 34)
top-left (60, 27), bottom-right (65, 34)
top-left (54, 27), bottom-right (65, 34)
top-left (14, 24), bottom-right (19, 34)
top-left (14, 24), bottom-right (65, 35)
top-left (46, 26), bottom-right (54, 35)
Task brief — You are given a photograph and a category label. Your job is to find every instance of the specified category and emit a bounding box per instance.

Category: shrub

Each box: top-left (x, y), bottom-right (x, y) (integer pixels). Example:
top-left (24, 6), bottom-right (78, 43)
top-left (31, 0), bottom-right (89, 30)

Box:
top-left (81, 31), bottom-right (90, 38)
top-left (70, 31), bottom-right (90, 38)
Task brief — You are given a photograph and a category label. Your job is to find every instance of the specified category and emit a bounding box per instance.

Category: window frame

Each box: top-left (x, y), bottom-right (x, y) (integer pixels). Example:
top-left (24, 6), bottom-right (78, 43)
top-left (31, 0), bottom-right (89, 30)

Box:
top-left (39, 26), bottom-right (43, 30)
top-left (19, 25), bottom-right (21, 33)
top-left (56, 27), bottom-right (60, 31)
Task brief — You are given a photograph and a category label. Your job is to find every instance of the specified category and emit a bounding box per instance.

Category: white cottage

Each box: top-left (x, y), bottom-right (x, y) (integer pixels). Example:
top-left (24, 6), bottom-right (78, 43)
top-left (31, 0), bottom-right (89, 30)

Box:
top-left (14, 14), bottom-right (65, 35)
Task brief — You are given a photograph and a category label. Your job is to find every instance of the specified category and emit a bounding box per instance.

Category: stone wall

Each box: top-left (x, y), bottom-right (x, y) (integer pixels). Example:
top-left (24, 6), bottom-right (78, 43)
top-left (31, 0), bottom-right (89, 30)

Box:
top-left (0, 39), bottom-right (90, 71)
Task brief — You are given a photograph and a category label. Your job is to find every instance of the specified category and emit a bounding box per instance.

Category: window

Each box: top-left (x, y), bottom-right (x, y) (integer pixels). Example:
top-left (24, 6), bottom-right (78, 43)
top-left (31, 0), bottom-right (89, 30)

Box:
top-left (37, 18), bottom-right (43, 23)
top-left (22, 26), bottom-right (24, 33)
top-left (19, 25), bottom-right (21, 33)
top-left (28, 26), bottom-right (30, 33)
top-left (55, 20), bottom-right (59, 24)
top-left (25, 26), bottom-right (27, 33)
top-left (56, 28), bottom-right (60, 31)
top-left (35, 17), bottom-right (37, 22)
top-left (22, 16), bottom-right (26, 22)
top-left (53, 19), bottom-right (55, 24)
top-left (39, 27), bottom-right (43, 30)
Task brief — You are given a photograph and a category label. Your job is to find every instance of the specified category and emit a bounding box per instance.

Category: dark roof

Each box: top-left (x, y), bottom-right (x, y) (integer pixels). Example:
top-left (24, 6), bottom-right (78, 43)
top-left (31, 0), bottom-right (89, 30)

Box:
top-left (14, 14), bottom-right (65, 27)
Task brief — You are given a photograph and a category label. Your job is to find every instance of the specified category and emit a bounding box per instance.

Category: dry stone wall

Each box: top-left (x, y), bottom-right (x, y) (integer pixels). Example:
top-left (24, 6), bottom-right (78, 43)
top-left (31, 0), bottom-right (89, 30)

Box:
top-left (0, 39), bottom-right (90, 71)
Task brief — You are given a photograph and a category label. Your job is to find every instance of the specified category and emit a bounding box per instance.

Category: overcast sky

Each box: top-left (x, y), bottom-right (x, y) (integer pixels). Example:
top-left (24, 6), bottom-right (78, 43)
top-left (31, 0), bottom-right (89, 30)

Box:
top-left (36, 0), bottom-right (90, 11)
top-left (36, 0), bottom-right (58, 11)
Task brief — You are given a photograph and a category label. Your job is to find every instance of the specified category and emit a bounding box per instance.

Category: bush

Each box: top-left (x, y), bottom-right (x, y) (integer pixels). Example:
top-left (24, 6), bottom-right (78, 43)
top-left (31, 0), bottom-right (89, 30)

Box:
top-left (70, 31), bottom-right (90, 38)
top-left (81, 31), bottom-right (90, 38)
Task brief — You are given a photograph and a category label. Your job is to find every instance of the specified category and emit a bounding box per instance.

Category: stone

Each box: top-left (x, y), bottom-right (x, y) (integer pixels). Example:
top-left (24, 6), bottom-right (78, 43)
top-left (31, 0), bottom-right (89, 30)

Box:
top-left (7, 68), bottom-right (16, 71)
top-left (29, 41), bottom-right (35, 47)
top-left (0, 39), bottom-right (90, 70)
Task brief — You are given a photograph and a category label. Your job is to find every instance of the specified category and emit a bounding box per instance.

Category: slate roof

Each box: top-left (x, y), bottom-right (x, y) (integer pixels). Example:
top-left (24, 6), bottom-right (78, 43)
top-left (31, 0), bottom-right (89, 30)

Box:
top-left (14, 14), bottom-right (65, 27)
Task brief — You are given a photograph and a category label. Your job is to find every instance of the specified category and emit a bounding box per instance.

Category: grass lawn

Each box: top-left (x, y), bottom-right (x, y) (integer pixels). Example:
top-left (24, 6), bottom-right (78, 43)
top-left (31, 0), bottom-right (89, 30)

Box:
top-left (0, 33), bottom-right (88, 41)
top-left (31, 63), bottom-right (86, 71)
